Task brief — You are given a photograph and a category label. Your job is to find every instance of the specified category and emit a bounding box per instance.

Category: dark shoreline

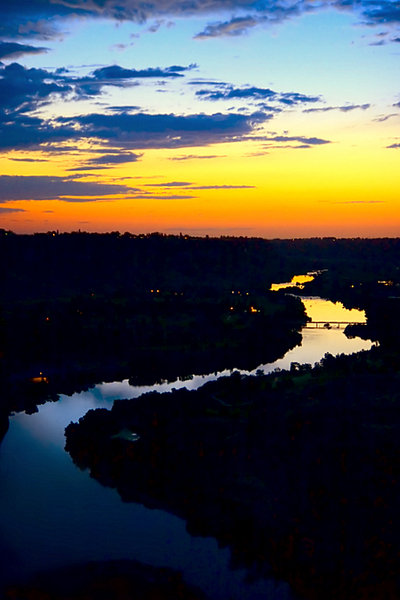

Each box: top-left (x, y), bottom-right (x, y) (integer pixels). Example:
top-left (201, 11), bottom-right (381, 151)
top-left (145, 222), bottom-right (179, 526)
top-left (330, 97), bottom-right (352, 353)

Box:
top-left (65, 347), bottom-right (400, 600)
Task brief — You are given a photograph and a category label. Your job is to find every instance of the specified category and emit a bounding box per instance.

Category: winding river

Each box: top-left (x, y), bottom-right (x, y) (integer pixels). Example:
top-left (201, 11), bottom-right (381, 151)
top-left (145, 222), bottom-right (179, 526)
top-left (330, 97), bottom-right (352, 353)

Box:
top-left (0, 287), bottom-right (373, 598)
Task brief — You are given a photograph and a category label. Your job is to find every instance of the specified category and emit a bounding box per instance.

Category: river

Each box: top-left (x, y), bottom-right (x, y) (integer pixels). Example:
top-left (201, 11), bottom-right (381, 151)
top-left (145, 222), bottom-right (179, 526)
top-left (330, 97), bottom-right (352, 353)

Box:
top-left (0, 290), bottom-right (373, 598)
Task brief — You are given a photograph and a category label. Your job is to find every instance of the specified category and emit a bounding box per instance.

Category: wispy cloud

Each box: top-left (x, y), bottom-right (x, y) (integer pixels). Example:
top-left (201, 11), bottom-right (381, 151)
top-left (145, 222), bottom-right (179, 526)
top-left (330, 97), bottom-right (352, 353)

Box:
top-left (196, 84), bottom-right (321, 106)
top-left (168, 154), bottom-right (225, 160)
top-left (67, 152), bottom-right (143, 171)
top-left (373, 113), bottom-right (398, 122)
top-left (194, 15), bottom-right (267, 39)
top-left (0, 175), bottom-right (139, 202)
top-left (0, 206), bottom-right (26, 213)
top-left (304, 104), bottom-right (371, 113)
top-left (0, 41), bottom-right (49, 60)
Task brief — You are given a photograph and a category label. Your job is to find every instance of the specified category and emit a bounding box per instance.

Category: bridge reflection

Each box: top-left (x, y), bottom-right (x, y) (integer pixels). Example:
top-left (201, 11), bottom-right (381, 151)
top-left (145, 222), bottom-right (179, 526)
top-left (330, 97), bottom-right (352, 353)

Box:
top-left (304, 321), bottom-right (365, 329)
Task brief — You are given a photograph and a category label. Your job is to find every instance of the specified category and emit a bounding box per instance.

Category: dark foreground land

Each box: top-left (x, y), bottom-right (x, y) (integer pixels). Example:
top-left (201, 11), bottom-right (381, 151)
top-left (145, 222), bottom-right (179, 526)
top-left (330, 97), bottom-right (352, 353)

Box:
top-left (3, 232), bottom-right (400, 599)
top-left (65, 347), bottom-right (400, 600)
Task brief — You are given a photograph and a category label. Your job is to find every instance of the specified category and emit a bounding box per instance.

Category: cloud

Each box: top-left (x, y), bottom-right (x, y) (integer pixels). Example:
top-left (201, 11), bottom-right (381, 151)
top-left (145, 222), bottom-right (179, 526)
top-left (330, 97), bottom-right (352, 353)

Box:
top-left (196, 85), bottom-right (277, 101)
top-left (387, 143), bottom-right (400, 148)
top-left (65, 63), bottom-right (197, 97)
top-left (0, 60), bottom-right (195, 115)
top-left (90, 63), bottom-right (196, 80)
top-left (0, 206), bottom-right (26, 213)
top-left (360, 1), bottom-right (400, 26)
top-left (109, 43), bottom-right (133, 51)
top-left (279, 92), bottom-right (321, 106)
top-left (2, 0), bottom-right (400, 43)
top-left (0, 42), bottom-right (49, 60)
top-left (168, 154), bottom-right (224, 160)
top-left (0, 175), bottom-right (139, 202)
top-left (8, 157), bottom-right (49, 162)
top-left (0, 62), bottom-right (72, 113)
top-left (69, 152), bottom-right (143, 170)
top-left (188, 184), bottom-right (255, 189)
top-left (0, 113), bottom-right (78, 151)
top-left (0, 107), bottom-right (269, 152)
top-left (194, 15), bottom-right (266, 38)
top-left (264, 134), bottom-right (331, 145)
top-left (373, 113), bottom-right (398, 122)
top-left (196, 84), bottom-right (320, 106)
top-left (145, 181), bottom-right (192, 187)
top-left (87, 152), bottom-right (143, 164)
top-left (56, 110), bottom-right (270, 149)
top-left (304, 104), bottom-right (371, 113)
top-left (128, 194), bottom-right (197, 199)
top-left (145, 181), bottom-right (255, 189)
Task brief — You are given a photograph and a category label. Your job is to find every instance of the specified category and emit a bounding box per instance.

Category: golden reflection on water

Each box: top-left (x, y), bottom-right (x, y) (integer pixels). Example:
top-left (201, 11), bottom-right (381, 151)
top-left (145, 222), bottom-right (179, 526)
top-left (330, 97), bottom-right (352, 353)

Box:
top-left (302, 298), bottom-right (366, 324)
top-left (270, 273), bottom-right (316, 291)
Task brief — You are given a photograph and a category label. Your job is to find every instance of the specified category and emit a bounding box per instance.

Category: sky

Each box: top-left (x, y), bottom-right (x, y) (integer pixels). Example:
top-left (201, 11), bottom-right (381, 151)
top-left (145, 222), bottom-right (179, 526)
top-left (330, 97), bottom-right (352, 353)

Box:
top-left (0, 0), bottom-right (399, 237)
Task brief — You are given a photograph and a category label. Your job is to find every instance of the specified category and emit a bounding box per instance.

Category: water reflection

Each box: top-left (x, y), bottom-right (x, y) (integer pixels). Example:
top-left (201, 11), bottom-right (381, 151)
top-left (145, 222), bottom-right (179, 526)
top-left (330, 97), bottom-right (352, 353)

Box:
top-left (0, 290), bottom-right (372, 598)
top-left (0, 405), bottom-right (295, 599)
top-left (302, 296), bottom-right (366, 324)
top-left (270, 273), bottom-right (319, 291)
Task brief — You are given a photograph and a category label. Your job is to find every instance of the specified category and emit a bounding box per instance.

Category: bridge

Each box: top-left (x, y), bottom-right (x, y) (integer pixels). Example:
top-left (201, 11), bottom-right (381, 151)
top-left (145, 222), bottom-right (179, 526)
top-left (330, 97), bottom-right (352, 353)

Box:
top-left (304, 321), bottom-right (365, 329)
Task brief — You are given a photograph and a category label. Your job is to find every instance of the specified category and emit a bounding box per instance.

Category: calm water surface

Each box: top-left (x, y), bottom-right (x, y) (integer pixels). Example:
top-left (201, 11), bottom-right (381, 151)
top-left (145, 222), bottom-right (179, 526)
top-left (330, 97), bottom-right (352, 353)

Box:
top-left (0, 294), bottom-right (372, 598)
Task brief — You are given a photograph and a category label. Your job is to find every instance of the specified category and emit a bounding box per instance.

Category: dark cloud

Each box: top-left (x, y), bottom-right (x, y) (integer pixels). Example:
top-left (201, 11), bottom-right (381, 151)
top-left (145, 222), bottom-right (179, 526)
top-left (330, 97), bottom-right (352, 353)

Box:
top-left (196, 85), bottom-right (277, 101)
top-left (0, 62), bottom-right (72, 113)
top-left (0, 206), bottom-right (26, 213)
top-left (279, 92), bottom-right (320, 106)
top-left (88, 152), bottom-right (142, 164)
top-left (387, 143), bottom-right (400, 148)
top-left (66, 63), bottom-right (196, 97)
top-left (360, 1), bottom-right (400, 26)
top-left (196, 84), bottom-right (320, 106)
top-left (74, 152), bottom-right (143, 171)
top-left (0, 108), bottom-right (269, 152)
top-left (56, 110), bottom-right (270, 149)
top-left (187, 80), bottom-right (224, 86)
top-left (0, 60), bottom-right (195, 115)
top-left (0, 112), bottom-right (79, 151)
top-left (304, 104), bottom-right (371, 113)
top-left (90, 63), bottom-right (196, 80)
top-left (0, 42), bottom-right (49, 60)
top-left (8, 157), bottom-right (49, 162)
top-left (0, 175), bottom-right (138, 202)
top-left (264, 135), bottom-right (331, 146)
top-left (2, 0), bottom-right (400, 43)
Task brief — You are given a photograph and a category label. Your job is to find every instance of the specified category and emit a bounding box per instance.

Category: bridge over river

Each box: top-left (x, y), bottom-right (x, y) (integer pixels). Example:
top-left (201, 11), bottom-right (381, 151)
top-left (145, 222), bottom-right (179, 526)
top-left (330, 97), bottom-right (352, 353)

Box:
top-left (304, 320), bottom-right (365, 329)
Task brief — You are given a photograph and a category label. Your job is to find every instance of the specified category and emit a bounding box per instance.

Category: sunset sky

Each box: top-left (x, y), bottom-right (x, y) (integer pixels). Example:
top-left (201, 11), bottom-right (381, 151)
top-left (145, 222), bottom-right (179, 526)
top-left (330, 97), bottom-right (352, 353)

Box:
top-left (0, 0), bottom-right (399, 237)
